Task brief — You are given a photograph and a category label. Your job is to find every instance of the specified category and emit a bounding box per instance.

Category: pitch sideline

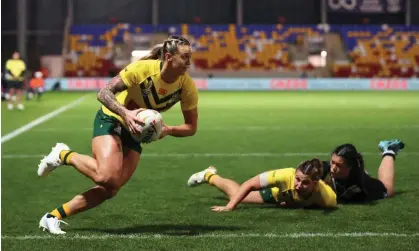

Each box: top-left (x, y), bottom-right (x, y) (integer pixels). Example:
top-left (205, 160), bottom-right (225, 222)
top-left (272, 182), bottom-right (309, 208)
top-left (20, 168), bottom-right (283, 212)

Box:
top-left (2, 232), bottom-right (419, 240)
top-left (1, 152), bottom-right (419, 159)
top-left (1, 96), bottom-right (87, 144)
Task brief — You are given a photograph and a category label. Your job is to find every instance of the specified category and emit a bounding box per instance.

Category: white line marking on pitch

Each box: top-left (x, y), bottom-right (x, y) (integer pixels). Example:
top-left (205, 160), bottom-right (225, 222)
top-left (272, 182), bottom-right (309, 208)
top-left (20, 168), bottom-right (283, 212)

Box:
top-left (30, 125), bottom-right (419, 132)
top-left (2, 232), bottom-right (419, 240)
top-left (1, 152), bottom-right (419, 159)
top-left (1, 96), bottom-right (87, 144)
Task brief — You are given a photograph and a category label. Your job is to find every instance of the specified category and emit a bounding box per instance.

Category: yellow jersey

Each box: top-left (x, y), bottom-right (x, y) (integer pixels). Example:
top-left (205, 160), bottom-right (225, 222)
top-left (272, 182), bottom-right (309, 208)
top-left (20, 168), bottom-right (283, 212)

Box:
top-left (5, 59), bottom-right (26, 81)
top-left (259, 168), bottom-right (337, 208)
top-left (102, 60), bottom-right (198, 124)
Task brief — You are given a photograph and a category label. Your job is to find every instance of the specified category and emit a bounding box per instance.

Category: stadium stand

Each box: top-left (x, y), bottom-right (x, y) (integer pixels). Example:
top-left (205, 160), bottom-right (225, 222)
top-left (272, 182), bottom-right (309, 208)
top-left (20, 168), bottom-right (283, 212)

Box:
top-left (65, 24), bottom-right (419, 78)
top-left (332, 25), bottom-right (419, 78)
top-left (65, 24), bottom-right (324, 76)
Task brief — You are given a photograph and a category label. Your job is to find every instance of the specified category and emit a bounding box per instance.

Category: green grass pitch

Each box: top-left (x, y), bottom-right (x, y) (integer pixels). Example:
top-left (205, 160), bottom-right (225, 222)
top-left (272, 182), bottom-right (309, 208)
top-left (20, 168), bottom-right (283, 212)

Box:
top-left (1, 91), bottom-right (419, 250)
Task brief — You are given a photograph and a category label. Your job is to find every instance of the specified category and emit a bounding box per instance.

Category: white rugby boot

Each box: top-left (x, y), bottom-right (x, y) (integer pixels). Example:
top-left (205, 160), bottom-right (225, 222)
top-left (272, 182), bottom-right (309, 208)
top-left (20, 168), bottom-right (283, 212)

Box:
top-left (187, 166), bottom-right (217, 187)
top-left (37, 143), bottom-right (70, 177)
top-left (39, 213), bottom-right (68, 235)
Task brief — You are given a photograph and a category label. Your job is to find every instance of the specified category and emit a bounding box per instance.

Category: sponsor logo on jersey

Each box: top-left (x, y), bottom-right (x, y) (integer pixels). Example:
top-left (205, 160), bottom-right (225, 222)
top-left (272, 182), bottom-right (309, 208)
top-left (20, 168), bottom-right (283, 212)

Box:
top-left (158, 88), bottom-right (168, 95)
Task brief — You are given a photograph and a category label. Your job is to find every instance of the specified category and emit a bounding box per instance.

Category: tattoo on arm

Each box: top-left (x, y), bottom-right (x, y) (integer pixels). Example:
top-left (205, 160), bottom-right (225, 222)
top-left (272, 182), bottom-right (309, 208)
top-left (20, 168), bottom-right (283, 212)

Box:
top-left (97, 75), bottom-right (129, 116)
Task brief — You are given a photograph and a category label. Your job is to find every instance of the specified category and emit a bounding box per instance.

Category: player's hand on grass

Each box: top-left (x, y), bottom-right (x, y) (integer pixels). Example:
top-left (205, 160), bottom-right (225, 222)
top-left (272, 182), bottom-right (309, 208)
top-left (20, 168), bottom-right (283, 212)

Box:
top-left (123, 108), bottom-right (146, 134)
top-left (211, 206), bottom-right (233, 212)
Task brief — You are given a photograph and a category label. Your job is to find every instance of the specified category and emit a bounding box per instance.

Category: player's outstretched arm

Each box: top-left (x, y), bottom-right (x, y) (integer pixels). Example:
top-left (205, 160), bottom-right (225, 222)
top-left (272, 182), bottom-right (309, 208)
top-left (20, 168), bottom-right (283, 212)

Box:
top-left (161, 108), bottom-right (198, 138)
top-left (211, 175), bottom-right (262, 212)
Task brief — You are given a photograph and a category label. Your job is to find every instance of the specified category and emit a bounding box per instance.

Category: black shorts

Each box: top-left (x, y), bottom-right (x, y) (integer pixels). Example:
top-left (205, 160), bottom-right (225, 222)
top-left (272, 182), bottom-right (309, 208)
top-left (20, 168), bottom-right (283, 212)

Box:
top-left (7, 80), bottom-right (24, 89)
top-left (363, 175), bottom-right (388, 201)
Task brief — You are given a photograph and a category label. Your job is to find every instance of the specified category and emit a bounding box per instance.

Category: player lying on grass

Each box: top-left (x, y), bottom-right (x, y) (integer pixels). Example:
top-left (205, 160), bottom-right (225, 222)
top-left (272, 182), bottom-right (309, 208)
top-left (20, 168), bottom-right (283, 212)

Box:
top-left (187, 158), bottom-right (337, 211)
top-left (37, 36), bottom-right (199, 234)
top-left (321, 139), bottom-right (405, 203)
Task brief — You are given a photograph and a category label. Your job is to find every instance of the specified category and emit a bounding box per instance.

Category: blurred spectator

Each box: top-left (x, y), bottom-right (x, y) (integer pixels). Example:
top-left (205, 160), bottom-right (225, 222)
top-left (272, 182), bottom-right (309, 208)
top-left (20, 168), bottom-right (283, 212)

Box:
top-left (27, 71), bottom-right (45, 101)
top-left (40, 67), bottom-right (50, 78)
top-left (4, 52), bottom-right (26, 110)
top-left (299, 71), bottom-right (308, 78)
top-left (1, 73), bottom-right (6, 101)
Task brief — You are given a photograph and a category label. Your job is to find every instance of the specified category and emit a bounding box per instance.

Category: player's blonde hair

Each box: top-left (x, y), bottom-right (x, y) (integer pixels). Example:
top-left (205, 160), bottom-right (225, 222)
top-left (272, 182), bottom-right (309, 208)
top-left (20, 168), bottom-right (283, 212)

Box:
top-left (140, 36), bottom-right (191, 61)
top-left (296, 158), bottom-right (323, 181)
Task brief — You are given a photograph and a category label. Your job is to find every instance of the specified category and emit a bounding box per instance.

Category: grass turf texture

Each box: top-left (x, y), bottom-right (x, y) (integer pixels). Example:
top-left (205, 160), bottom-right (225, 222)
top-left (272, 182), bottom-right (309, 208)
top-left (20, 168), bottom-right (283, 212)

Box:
top-left (2, 91), bottom-right (419, 251)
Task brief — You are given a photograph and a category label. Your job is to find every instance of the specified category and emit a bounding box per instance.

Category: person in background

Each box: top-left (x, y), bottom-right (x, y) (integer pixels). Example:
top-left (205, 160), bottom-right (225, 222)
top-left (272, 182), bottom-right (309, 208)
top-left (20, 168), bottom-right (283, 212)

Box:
top-left (28, 71), bottom-right (45, 101)
top-left (5, 52), bottom-right (26, 110)
top-left (1, 73), bottom-right (7, 101)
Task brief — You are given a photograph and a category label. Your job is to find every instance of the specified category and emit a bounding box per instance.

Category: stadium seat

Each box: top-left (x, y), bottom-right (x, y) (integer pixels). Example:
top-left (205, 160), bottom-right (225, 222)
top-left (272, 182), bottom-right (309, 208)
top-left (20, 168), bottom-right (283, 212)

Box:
top-left (65, 24), bottom-right (325, 76)
top-left (333, 25), bottom-right (419, 78)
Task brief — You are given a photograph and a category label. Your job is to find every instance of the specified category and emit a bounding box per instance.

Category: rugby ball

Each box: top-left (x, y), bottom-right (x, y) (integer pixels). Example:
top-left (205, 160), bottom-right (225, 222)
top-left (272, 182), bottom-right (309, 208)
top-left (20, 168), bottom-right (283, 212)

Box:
top-left (132, 109), bottom-right (163, 143)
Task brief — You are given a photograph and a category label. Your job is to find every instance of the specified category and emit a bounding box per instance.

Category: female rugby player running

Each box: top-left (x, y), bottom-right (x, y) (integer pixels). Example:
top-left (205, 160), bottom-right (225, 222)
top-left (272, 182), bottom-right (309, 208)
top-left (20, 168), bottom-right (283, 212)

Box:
top-left (322, 139), bottom-right (405, 202)
top-left (188, 158), bottom-right (337, 211)
top-left (37, 36), bottom-right (199, 234)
